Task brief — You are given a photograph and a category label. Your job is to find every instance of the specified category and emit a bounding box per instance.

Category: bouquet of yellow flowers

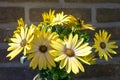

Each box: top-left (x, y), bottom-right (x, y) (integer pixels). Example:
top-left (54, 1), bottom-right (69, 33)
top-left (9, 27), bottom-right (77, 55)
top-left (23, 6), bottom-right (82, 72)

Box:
top-left (6, 10), bottom-right (118, 80)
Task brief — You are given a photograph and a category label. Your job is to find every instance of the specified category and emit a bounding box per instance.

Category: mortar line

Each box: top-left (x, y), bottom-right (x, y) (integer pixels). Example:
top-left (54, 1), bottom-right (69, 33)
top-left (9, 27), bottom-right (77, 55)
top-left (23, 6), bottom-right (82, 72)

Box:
top-left (0, 62), bottom-right (29, 68)
top-left (25, 7), bottom-right (30, 24)
top-left (91, 8), bottom-right (97, 25)
top-left (0, 2), bottom-right (120, 8)
top-left (59, 0), bottom-right (64, 4)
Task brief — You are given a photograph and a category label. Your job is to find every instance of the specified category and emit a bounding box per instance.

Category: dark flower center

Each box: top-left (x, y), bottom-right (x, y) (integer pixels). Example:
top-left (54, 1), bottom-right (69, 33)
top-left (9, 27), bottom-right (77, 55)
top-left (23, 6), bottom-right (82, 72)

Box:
top-left (39, 45), bottom-right (48, 53)
top-left (65, 48), bottom-right (75, 57)
top-left (100, 42), bottom-right (106, 49)
top-left (20, 39), bottom-right (26, 47)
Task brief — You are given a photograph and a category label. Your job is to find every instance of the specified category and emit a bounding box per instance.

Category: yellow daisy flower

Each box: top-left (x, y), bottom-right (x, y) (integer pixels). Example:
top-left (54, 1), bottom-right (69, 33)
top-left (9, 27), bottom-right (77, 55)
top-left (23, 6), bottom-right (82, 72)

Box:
top-left (41, 10), bottom-right (71, 26)
top-left (93, 30), bottom-right (118, 61)
top-left (17, 18), bottom-right (24, 27)
top-left (50, 33), bottom-right (92, 74)
top-left (65, 16), bottom-right (95, 30)
top-left (82, 54), bottom-right (96, 65)
top-left (65, 15), bottom-right (78, 28)
top-left (4, 18), bottom-right (25, 43)
top-left (27, 28), bottom-right (58, 70)
top-left (42, 9), bottom-right (55, 25)
top-left (76, 19), bottom-right (95, 30)
top-left (68, 15), bottom-right (78, 26)
top-left (7, 24), bottom-right (35, 60)
top-left (51, 12), bottom-right (71, 26)
top-left (14, 18), bottom-right (25, 34)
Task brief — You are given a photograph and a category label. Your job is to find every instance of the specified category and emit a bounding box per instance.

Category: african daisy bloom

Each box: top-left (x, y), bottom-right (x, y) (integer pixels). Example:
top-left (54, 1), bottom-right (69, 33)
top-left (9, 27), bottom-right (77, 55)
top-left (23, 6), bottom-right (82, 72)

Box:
top-left (42, 9), bottom-right (55, 25)
top-left (17, 18), bottom-right (25, 27)
top-left (64, 15), bottom-right (78, 28)
top-left (7, 24), bottom-right (35, 60)
top-left (50, 33), bottom-right (92, 74)
top-left (66, 15), bottom-right (95, 30)
top-left (76, 19), bottom-right (95, 30)
top-left (82, 54), bottom-right (96, 65)
top-left (42, 10), bottom-right (71, 26)
top-left (51, 11), bottom-right (71, 26)
top-left (93, 30), bottom-right (118, 61)
top-left (14, 18), bottom-right (25, 34)
top-left (27, 28), bottom-right (58, 70)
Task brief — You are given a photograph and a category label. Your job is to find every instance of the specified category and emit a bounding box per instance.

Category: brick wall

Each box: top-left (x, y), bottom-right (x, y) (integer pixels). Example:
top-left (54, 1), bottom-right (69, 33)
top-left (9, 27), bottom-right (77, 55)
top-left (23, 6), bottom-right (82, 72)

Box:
top-left (0, 0), bottom-right (120, 80)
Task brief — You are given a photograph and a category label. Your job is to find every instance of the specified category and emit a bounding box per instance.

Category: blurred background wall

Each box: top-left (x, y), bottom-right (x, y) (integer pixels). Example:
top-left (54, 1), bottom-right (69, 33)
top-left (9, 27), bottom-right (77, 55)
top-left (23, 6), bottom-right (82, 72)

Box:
top-left (0, 0), bottom-right (120, 80)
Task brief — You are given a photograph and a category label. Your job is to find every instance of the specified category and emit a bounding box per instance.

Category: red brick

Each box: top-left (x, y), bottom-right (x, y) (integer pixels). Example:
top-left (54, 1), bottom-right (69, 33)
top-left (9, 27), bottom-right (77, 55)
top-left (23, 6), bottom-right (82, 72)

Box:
top-left (0, 7), bottom-right (24, 23)
top-left (30, 8), bottom-right (91, 22)
top-left (97, 8), bottom-right (120, 22)
top-left (0, 0), bottom-right (58, 2)
top-left (65, 0), bottom-right (120, 3)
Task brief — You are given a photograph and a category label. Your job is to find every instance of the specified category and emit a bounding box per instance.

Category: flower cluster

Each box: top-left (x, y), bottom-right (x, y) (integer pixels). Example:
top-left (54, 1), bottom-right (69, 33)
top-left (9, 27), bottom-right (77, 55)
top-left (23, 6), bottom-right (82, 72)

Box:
top-left (6, 10), bottom-right (118, 80)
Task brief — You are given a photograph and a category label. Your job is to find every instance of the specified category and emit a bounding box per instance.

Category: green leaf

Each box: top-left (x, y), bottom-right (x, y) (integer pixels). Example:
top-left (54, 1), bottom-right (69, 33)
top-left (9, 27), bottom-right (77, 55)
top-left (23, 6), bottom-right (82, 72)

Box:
top-left (80, 32), bottom-right (90, 42)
